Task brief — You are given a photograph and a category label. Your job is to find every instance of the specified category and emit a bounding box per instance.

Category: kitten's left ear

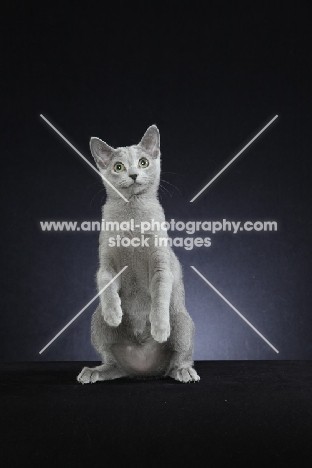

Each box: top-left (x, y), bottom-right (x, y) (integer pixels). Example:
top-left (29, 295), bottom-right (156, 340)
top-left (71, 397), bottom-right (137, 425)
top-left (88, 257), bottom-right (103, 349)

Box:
top-left (139, 125), bottom-right (160, 159)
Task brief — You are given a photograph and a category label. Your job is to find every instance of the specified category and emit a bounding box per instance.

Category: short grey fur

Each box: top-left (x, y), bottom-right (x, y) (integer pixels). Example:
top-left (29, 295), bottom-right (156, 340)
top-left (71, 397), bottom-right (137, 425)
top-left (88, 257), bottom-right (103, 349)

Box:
top-left (77, 126), bottom-right (199, 383)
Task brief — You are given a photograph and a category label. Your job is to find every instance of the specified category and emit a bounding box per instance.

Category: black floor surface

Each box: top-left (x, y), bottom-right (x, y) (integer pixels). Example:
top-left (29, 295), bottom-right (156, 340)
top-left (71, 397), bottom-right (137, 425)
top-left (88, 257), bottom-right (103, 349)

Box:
top-left (1, 361), bottom-right (312, 466)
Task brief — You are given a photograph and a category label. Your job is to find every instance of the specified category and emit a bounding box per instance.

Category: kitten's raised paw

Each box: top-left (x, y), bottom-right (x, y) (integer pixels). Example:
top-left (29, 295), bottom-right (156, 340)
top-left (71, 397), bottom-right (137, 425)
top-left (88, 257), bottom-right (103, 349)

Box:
top-left (170, 367), bottom-right (200, 383)
top-left (151, 320), bottom-right (170, 343)
top-left (77, 366), bottom-right (100, 384)
top-left (104, 314), bottom-right (122, 327)
top-left (103, 303), bottom-right (122, 327)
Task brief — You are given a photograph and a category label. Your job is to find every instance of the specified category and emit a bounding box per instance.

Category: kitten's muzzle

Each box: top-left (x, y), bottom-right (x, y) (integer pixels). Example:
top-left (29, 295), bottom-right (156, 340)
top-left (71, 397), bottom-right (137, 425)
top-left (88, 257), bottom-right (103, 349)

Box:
top-left (129, 174), bottom-right (138, 181)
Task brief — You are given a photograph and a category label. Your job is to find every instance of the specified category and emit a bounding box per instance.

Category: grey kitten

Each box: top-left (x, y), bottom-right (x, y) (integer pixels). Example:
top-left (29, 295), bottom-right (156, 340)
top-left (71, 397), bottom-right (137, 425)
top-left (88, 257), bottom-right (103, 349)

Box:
top-left (77, 125), bottom-right (200, 384)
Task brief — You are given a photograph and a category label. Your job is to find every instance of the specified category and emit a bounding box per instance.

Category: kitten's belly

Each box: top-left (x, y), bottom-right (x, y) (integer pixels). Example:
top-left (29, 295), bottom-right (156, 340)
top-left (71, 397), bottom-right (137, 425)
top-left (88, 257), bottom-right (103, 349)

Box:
top-left (120, 271), bottom-right (152, 321)
top-left (113, 245), bottom-right (171, 375)
top-left (112, 338), bottom-right (170, 375)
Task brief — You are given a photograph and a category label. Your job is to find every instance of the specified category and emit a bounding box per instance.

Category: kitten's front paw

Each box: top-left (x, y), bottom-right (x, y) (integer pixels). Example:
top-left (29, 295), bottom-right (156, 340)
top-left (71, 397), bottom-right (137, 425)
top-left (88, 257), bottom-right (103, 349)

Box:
top-left (151, 320), bottom-right (170, 343)
top-left (103, 302), bottom-right (123, 327)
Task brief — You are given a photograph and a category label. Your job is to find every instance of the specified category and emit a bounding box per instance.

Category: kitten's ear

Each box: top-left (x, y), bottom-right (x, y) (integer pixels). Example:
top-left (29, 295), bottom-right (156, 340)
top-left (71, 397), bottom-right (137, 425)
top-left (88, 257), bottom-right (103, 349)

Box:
top-left (90, 137), bottom-right (114, 170)
top-left (139, 125), bottom-right (160, 159)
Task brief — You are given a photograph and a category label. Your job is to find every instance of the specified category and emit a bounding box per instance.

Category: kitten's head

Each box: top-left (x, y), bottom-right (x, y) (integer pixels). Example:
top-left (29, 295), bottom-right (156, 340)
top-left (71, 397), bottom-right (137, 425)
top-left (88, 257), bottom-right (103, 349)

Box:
top-left (90, 125), bottom-right (161, 201)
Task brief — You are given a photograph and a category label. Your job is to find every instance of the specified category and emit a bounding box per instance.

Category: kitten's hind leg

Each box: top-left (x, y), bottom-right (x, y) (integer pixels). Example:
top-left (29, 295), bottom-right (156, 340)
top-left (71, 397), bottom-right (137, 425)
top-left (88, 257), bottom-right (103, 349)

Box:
top-left (77, 364), bottom-right (127, 384)
top-left (166, 310), bottom-right (200, 383)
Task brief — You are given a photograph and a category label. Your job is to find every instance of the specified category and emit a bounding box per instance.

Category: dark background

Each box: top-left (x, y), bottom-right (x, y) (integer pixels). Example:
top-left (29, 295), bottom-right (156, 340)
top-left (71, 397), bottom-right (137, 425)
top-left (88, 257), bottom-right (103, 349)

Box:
top-left (1, 1), bottom-right (311, 361)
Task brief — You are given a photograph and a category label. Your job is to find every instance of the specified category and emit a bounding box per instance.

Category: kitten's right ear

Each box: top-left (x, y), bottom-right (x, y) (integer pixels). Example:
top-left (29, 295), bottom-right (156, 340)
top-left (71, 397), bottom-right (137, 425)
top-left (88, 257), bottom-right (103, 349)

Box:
top-left (90, 137), bottom-right (114, 170)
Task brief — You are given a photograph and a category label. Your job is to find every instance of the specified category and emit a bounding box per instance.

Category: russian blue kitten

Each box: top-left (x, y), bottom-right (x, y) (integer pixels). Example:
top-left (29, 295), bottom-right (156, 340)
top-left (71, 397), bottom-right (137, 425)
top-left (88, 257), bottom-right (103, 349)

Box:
top-left (77, 126), bottom-right (200, 383)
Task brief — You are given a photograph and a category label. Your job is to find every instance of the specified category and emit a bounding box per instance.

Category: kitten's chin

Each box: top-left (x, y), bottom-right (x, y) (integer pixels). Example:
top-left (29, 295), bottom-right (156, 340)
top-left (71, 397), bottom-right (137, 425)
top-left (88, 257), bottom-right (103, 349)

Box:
top-left (113, 181), bottom-right (155, 198)
top-left (125, 181), bottom-right (143, 192)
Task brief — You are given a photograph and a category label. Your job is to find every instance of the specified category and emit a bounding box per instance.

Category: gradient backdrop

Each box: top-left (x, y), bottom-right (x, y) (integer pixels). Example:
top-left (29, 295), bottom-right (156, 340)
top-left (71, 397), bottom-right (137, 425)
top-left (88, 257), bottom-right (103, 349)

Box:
top-left (1, 1), bottom-right (312, 361)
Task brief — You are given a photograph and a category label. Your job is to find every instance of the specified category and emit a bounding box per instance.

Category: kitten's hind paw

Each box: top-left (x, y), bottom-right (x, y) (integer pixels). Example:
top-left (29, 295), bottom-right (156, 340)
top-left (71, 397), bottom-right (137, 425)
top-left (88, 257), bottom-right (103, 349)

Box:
top-left (77, 366), bottom-right (100, 384)
top-left (169, 367), bottom-right (200, 383)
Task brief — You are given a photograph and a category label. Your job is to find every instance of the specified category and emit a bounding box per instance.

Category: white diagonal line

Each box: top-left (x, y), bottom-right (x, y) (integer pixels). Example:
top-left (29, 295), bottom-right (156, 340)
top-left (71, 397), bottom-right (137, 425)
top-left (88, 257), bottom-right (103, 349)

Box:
top-left (190, 115), bottom-right (278, 202)
top-left (40, 114), bottom-right (129, 203)
top-left (39, 266), bottom-right (128, 354)
top-left (191, 266), bottom-right (279, 353)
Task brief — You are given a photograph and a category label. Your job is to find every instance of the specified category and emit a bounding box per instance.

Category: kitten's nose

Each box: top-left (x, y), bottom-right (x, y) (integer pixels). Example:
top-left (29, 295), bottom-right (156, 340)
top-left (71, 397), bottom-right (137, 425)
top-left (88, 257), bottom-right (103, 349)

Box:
top-left (129, 174), bottom-right (138, 181)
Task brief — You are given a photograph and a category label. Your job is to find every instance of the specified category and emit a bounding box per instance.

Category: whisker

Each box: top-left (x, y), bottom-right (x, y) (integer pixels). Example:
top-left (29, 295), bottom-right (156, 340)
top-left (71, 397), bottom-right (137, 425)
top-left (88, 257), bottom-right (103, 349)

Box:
top-left (158, 185), bottom-right (167, 198)
top-left (89, 188), bottom-right (106, 206)
top-left (159, 183), bottom-right (172, 197)
top-left (161, 179), bottom-right (182, 196)
top-left (161, 171), bottom-right (185, 176)
top-left (85, 180), bottom-right (103, 191)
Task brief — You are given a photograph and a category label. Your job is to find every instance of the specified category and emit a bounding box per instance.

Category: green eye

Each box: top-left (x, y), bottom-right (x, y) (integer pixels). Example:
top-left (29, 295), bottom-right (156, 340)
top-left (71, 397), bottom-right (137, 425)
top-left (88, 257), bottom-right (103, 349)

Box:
top-left (114, 162), bottom-right (125, 173)
top-left (138, 157), bottom-right (149, 168)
